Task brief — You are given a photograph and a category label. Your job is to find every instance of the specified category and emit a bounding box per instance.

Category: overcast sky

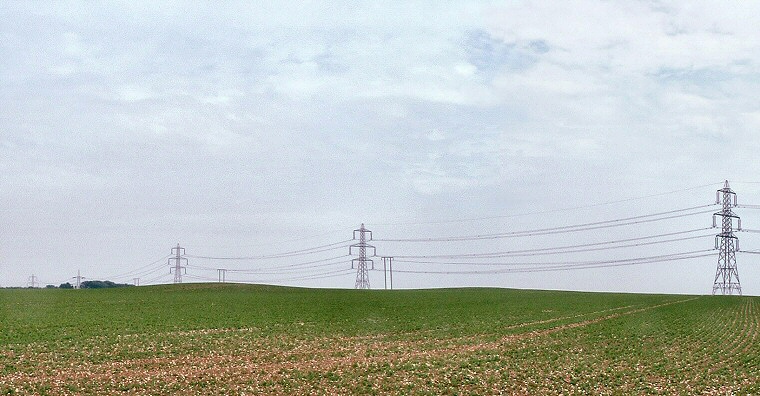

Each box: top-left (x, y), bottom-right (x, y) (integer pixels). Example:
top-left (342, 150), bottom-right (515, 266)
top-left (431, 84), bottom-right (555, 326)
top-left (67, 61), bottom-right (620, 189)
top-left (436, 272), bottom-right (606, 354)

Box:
top-left (1, 1), bottom-right (760, 294)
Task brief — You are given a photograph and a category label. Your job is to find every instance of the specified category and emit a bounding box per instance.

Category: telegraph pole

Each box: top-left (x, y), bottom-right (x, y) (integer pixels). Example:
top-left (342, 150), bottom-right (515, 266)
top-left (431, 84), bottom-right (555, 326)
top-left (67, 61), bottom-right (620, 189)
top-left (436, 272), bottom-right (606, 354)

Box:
top-left (389, 257), bottom-right (393, 290)
top-left (169, 244), bottom-right (188, 284)
top-left (217, 269), bottom-right (226, 283)
top-left (382, 256), bottom-right (394, 290)
top-left (350, 224), bottom-right (376, 289)
top-left (383, 256), bottom-right (387, 289)
top-left (712, 180), bottom-right (742, 295)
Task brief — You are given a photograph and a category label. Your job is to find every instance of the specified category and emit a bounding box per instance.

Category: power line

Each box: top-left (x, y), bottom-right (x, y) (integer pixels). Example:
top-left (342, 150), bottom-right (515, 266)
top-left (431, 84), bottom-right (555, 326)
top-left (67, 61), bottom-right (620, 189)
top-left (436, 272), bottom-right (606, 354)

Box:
top-left (143, 272), bottom-right (171, 285)
top-left (395, 236), bottom-right (711, 264)
top-left (267, 268), bottom-right (355, 283)
top-left (86, 254), bottom-right (174, 286)
top-left (186, 240), bottom-right (351, 260)
top-left (186, 258), bottom-right (347, 275)
top-left (191, 227), bottom-right (352, 250)
top-left (396, 249), bottom-right (712, 267)
top-left (184, 274), bottom-right (218, 282)
top-left (184, 268), bottom-right (355, 284)
top-left (393, 228), bottom-right (712, 259)
top-left (99, 254), bottom-right (172, 281)
top-left (34, 182), bottom-right (749, 289)
top-left (130, 264), bottom-right (171, 279)
top-left (393, 250), bottom-right (714, 274)
top-left (186, 254), bottom-right (351, 273)
top-left (377, 205), bottom-right (716, 242)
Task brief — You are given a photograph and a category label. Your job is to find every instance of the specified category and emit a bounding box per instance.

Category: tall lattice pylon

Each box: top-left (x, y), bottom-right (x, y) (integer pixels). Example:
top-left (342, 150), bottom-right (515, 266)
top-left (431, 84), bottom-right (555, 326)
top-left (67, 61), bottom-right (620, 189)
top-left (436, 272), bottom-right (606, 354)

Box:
top-left (712, 180), bottom-right (742, 295)
top-left (350, 223), bottom-right (376, 289)
top-left (169, 244), bottom-right (188, 284)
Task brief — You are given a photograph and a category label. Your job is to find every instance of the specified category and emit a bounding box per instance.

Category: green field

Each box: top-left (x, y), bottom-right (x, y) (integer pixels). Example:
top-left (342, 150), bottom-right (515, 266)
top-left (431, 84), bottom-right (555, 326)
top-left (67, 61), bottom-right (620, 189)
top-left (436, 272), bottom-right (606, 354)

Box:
top-left (0, 284), bottom-right (758, 395)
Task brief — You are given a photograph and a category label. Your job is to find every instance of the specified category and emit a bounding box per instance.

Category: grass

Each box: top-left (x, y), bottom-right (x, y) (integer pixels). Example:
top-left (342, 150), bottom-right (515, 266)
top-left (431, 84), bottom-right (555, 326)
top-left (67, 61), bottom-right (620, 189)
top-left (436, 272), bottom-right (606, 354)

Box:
top-left (0, 284), bottom-right (758, 394)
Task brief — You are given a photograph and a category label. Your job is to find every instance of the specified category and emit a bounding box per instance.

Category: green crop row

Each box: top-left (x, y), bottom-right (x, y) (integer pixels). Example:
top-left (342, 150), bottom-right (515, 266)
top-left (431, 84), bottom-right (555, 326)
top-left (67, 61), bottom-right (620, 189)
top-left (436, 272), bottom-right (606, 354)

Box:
top-left (0, 284), bottom-right (757, 395)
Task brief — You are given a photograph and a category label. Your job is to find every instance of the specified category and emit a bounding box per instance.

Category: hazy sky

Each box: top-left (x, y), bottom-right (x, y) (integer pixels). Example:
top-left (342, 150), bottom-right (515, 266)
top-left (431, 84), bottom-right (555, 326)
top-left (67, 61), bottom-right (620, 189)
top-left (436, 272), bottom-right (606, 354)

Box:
top-left (2, 1), bottom-right (760, 294)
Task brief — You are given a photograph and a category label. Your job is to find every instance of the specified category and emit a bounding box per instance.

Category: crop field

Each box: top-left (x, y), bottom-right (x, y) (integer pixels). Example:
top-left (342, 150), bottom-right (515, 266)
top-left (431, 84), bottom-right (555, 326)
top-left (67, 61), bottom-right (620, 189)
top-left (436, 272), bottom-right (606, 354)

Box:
top-left (0, 284), bottom-right (758, 395)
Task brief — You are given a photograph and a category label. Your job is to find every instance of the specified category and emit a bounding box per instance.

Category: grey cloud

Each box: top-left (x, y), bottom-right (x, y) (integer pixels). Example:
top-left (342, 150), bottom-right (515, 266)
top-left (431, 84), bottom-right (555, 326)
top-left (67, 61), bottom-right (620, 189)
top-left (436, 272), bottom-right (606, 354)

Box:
top-left (1, 2), bottom-right (759, 293)
top-left (465, 29), bottom-right (546, 78)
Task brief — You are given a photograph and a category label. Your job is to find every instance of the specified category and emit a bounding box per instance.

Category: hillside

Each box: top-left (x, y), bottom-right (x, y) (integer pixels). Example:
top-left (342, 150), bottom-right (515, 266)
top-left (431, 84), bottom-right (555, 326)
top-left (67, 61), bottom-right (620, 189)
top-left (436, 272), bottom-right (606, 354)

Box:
top-left (0, 284), bottom-right (758, 394)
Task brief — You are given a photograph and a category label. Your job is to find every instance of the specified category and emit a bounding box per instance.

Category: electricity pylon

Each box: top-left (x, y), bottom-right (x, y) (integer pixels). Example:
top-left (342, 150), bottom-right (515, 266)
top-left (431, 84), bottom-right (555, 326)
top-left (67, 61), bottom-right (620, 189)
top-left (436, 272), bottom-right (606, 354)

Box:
top-left (712, 180), bottom-right (742, 295)
top-left (350, 224), bottom-right (376, 289)
top-left (74, 269), bottom-right (85, 289)
top-left (169, 244), bottom-right (188, 284)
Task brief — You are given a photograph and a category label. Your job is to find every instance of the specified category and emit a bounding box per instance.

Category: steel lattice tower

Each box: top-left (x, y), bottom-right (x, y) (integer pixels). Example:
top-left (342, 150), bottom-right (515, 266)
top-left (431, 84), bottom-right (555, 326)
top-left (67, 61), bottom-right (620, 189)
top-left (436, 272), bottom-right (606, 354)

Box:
top-left (350, 224), bottom-right (375, 289)
top-left (712, 181), bottom-right (742, 295)
top-left (169, 244), bottom-right (188, 284)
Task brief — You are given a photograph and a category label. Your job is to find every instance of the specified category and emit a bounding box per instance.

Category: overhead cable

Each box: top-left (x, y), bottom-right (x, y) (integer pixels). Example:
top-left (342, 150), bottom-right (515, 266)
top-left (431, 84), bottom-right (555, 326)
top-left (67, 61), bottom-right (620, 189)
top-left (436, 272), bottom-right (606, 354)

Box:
top-left (186, 257), bottom-right (347, 275)
top-left (97, 254), bottom-right (172, 282)
top-left (393, 228), bottom-right (712, 259)
top-left (377, 205), bottom-right (715, 242)
top-left (393, 250), bottom-right (714, 274)
top-left (395, 249), bottom-right (712, 267)
top-left (186, 239), bottom-right (351, 260)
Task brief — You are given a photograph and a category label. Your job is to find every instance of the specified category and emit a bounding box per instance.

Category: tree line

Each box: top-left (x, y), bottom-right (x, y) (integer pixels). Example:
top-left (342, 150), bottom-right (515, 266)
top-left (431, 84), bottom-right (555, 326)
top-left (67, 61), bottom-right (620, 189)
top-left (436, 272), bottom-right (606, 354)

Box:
top-left (56, 280), bottom-right (134, 289)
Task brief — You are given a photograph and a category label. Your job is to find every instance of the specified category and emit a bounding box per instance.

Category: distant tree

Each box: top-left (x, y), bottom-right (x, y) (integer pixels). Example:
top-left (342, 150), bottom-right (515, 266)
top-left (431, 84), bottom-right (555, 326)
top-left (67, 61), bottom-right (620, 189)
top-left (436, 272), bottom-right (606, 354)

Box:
top-left (45, 284), bottom-right (57, 289)
top-left (59, 282), bottom-right (74, 289)
top-left (80, 280), bottom-right (133, 289)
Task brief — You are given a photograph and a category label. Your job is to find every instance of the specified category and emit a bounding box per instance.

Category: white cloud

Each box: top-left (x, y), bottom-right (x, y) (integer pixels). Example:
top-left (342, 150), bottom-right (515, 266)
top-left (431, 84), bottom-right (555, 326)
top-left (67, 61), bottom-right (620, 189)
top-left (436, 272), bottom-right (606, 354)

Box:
top-left (487, 1), bottom-right (760, 74)
top-left (426, 129), bottom-right (447, 141)
top-left (118, 85), bottom-right (156, 102)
